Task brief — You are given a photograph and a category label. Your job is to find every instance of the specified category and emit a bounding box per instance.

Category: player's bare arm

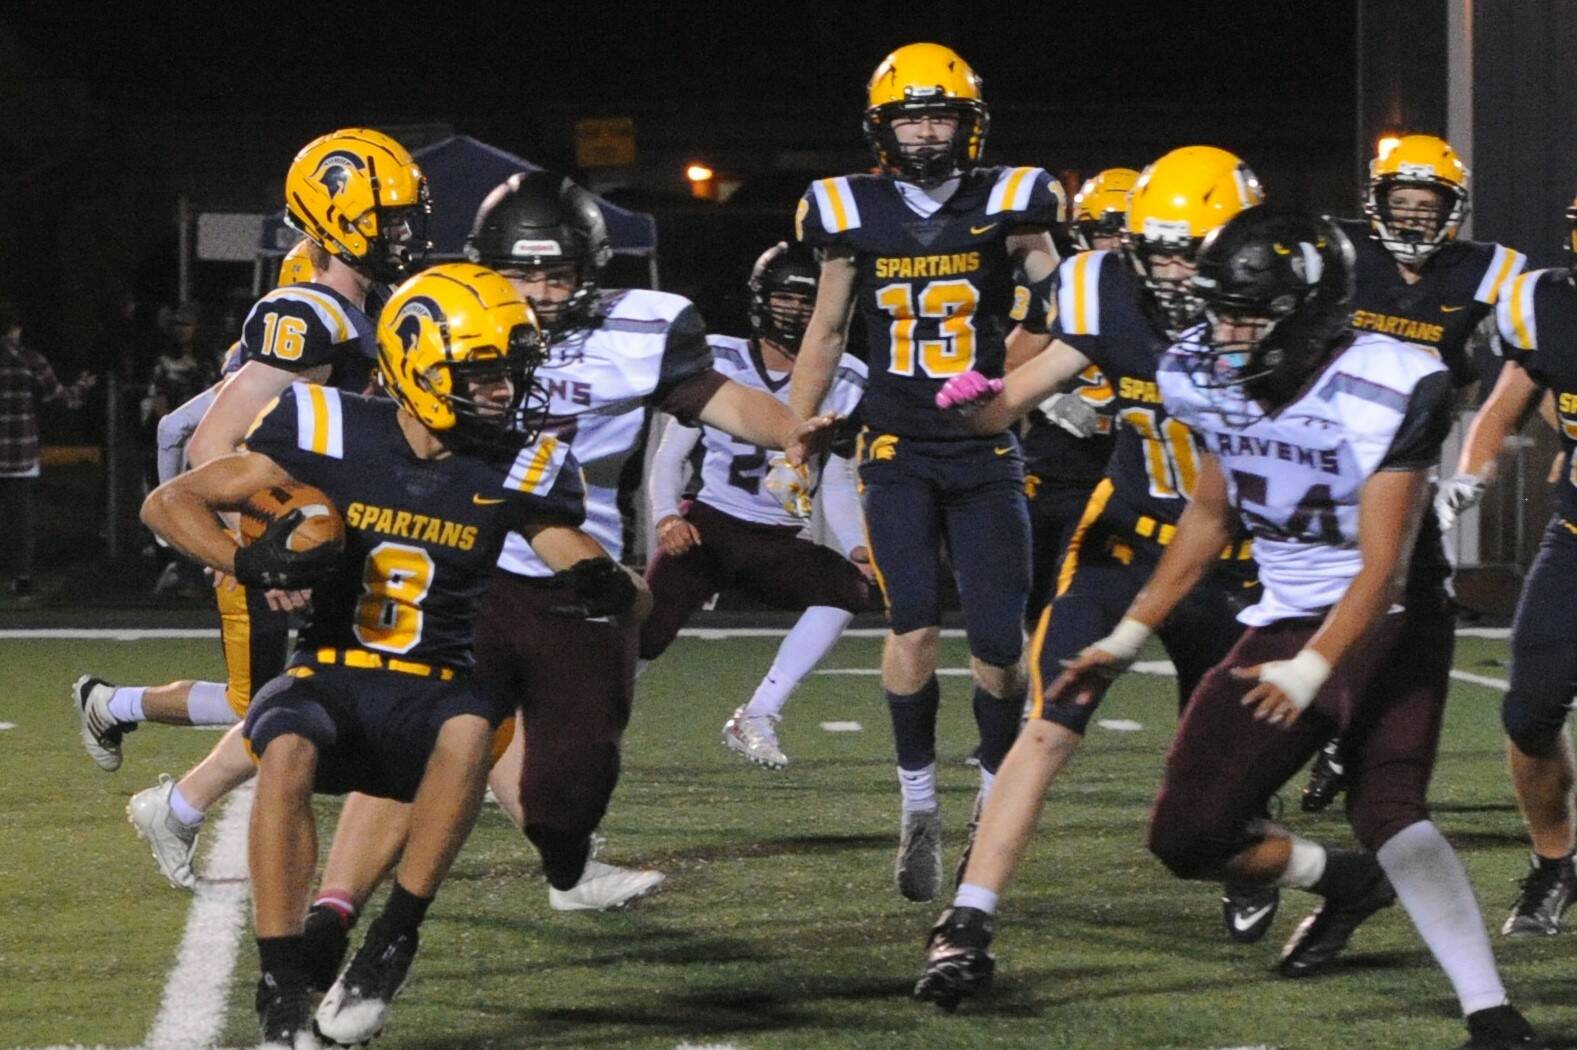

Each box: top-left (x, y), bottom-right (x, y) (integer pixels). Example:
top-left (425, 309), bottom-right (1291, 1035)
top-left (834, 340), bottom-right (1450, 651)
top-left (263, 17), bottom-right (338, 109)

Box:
top-left (1456, 360), bottom-right (1544, 480)
top-left (141, 451), bottom-right (293, 574)
top-left (186, 359), bottom-right (330, 467)
top-left (695, 379), bottom-right (837, 463)
top-left (787, 248), bottom-right (857, 420)
top-left (943, 338), bottom-right (1093, 434)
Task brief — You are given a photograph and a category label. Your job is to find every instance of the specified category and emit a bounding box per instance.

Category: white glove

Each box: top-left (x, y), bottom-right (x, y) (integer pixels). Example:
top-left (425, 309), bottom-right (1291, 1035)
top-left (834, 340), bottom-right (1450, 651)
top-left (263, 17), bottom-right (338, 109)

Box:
top-left (764, 455), bottom-right (816, 519)
top-left (1434, 474), bottom-right (1486, 531)
top-left (1037, 392), bottom-right (1102, 438)
top-left (1253, 649), bottom-right (1332, 712)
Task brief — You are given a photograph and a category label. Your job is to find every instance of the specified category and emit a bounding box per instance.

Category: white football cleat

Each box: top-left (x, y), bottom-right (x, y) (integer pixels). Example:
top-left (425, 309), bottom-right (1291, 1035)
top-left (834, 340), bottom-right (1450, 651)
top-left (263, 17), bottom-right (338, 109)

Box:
top-left (73, 674), bottom-right (134, 772)
top-left (548, 836), bottom-right (665, 912)
top-left (127, 774), bottom-right (199, 890)
top-left (721, 705), bottom-right (788, 770)
top-left (896, 806), bottom-right (944, 902)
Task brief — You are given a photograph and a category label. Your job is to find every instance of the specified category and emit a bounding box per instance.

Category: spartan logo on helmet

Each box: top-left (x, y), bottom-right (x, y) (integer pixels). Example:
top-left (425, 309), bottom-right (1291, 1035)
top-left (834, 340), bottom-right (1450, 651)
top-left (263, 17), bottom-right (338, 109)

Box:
top-left (393, 296), bottom-right (444, 358)
top-left (313, 150), bottom-right (367, 199)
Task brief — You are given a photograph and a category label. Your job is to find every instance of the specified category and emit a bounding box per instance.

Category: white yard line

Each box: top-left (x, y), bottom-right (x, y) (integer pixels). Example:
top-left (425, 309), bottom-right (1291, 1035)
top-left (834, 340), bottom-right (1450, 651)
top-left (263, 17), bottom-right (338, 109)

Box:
top-left (141, 783), bottom-right (254, 1050)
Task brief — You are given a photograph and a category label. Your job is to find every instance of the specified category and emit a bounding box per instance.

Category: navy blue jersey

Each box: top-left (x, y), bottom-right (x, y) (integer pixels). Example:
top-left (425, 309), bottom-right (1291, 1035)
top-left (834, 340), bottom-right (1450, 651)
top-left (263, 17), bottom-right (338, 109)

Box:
top-left (1337, 217), bottom-right (1524, 388)
top-left (1498, 268), bottom-right (1577, 521)
top-left (243, 386), bottom-right (584, 670)
top-left (796, 165), bottom-right (1063, 439)
top-left (237, 281), bottom-right (379, 392)
top-left (1051, 250), bottom-right (1197, 526)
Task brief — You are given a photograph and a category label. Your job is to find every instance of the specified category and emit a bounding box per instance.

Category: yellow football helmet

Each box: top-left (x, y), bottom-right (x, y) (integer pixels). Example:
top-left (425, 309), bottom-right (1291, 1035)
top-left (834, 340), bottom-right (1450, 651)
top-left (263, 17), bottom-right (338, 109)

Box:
top-left (864, 43), bottom-right (988, 184)
top-left (1071, 167), bottom-right (1140, 251)
top-left (377, 263), bottom-right (549, 448)
top-left (1124, 146), bottom-right (1265, 333)
top-left (275, 241), bottom-right (315, 288)
top-left (285, 128), bottom-right (431, 284)
top-left (1363, 134), bottom-right (1469, 266)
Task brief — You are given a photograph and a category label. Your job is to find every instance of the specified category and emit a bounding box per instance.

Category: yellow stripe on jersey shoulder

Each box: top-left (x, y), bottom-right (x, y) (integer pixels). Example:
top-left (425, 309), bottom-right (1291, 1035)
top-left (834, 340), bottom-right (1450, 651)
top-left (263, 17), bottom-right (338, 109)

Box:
top-left (1055, 250), bottom-right (1106, 336)
top-left (262, 286), bottom-right (354, 343)
top-left (987, 166), bottom-right (1042, 215)
top-left (812, 177), bottom-right (862, 234)
top-left (507, 434), bottom-right (568, 495)
top-left (1475, 244), bottom-right (1526, 305)
top-left (292, 383), bottom-right (345, 459)
top-left (241, 394), bottom-right (283, 447)
top-left (1497, 270), bottom-right (1541, 351)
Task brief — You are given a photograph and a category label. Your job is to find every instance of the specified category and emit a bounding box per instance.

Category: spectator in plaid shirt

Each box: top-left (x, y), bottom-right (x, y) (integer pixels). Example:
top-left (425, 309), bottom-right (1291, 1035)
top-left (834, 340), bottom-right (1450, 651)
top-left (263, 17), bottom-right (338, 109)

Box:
top-left (0, 302), bottom-right (96, 598)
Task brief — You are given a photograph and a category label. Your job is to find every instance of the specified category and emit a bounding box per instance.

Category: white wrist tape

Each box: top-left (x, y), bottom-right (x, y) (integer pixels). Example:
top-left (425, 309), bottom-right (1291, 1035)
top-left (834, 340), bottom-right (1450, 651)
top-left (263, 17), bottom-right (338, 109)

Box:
top-left (1258, 649), bottom-right (1332, 711)
top-left (1093, 617), bottom-right (1152, 664)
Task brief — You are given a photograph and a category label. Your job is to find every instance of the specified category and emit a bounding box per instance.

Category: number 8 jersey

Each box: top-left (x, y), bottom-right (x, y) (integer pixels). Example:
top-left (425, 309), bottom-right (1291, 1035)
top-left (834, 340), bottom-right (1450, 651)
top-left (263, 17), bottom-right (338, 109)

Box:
top-left (796, 165), bottom-right (1063, 439)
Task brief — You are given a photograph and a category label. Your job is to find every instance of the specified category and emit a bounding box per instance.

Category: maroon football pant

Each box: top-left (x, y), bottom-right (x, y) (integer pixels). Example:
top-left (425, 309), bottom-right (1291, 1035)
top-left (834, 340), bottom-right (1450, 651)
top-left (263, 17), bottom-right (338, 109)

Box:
top-left (474, 567), bottom-right (638, 888)
top-left (639, 499), bottom-right (871, 661)
top-left (1147, 599), bottom-right (1452, 879)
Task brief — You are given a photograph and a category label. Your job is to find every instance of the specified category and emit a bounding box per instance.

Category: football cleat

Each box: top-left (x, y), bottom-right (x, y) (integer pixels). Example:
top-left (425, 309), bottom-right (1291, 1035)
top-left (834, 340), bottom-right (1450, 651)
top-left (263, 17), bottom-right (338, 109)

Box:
top-left (127, 774), bottom-right (200, 890)
top-left (315, 924), bottom-right (417, 1046)
top-left (1501, 853), bottom-right (1576, 937)
top-left (257, 973), bottom-right (321, 1050)
top-left (1300, 737), bottom-right (1348, 813)
top-left (73, 674), bottom-right (135, 772)
top-left (896, 806), bottom-right (944, 902)
top-left (1222, 882), bottom-right (1281, 944)
top-left (1278, 865), bottom-right (1396, 978)
top-left (913, 906), bottom-right (996, 1011)
top-left (721, 706), bottom-right (788, 770)
top-left (548, 835), bottom-right (665, 912)
top-left (302, 903), bottom-right (353, 993)
top-left (1460, 1004), bottom-right (1541, 1049)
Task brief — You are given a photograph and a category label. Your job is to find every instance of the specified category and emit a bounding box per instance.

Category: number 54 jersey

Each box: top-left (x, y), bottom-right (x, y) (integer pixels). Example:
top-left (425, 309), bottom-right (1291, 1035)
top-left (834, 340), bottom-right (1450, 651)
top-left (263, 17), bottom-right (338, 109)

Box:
top-left (796, 165), bottom-right (1063, 439)
top-left (242, 385), bottom-right (585, 670)
top-left (1158, 331), bottom-right (1455, 626)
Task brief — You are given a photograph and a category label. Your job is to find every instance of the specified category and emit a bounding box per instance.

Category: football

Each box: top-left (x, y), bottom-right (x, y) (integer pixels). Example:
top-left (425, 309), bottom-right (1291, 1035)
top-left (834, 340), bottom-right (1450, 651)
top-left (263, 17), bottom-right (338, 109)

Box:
top-left (237, 481), bottom-right (345, 553)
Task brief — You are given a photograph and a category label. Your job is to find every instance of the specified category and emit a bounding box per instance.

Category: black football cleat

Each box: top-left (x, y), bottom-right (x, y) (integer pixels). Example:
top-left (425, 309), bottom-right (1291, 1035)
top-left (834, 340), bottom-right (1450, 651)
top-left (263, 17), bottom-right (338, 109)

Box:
top-left (1300, 737), bottom-right (1348, 813)
top-left (257, 972), bottom-right (320, 1050)
top-left (1278, 866), bottom-right (1396, 978)
top-left (315, 923), bottom-right (417, 1046)
top-left (914, 906), bottom-right (996, 1012)
top-left (1222, 882), bottom-right (1281, 944)
top-left (1501, 853), bottom-right (1576, 937)
top-left (1460, 1004), bottom-right (1541, 1049)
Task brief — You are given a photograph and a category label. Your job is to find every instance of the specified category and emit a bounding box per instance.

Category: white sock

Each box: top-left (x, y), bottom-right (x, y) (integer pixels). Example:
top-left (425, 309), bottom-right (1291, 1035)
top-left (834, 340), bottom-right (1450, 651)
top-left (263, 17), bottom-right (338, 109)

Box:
top-left (1377, 820), bottom-right (1508, 1016)
top-left (977, 766), bottom-right (996, 802)
top-left (898, 763), bottom-right (938, 813)
top-left (953, 882), bottom-right (999, 914)
top-left (185, 681), bottom-right (239, 726)
top-left (168, 783), bottom-right (206, 827)
top-left (744, 606), bottom-right (854, 718)
top-left (106, 687), bottom-right (147, 724)
top-left (1278, 835), bottom-right (1328, 889)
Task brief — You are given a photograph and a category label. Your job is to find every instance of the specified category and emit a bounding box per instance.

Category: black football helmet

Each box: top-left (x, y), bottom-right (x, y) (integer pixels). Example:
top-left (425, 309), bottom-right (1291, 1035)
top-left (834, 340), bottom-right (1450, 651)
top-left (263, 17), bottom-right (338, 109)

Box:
top-left (465, 171), bottom-right (611, 332)
top-left (748, 242), bottom-right (819, 354)
top-left (1183, 206), bottom-right (1355, 408)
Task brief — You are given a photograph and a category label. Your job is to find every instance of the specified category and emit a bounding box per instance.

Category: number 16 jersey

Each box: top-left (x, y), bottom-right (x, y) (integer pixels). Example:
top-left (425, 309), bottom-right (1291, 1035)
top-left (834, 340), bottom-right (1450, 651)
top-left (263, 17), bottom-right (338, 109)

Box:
top-left (796, 165), bottom-right (1063, 439)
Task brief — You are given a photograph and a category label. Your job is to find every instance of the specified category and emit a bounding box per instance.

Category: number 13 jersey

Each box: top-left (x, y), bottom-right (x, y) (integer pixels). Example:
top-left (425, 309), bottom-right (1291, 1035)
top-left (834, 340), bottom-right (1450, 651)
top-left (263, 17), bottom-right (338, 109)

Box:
top-left (796, 165), bottom-right (1063, 439)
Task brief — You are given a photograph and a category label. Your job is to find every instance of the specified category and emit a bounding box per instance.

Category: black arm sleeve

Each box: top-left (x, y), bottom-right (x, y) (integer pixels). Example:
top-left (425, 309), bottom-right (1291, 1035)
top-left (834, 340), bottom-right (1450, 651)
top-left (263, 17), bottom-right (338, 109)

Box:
top-left (1379, 370), bottom-right (1456, 471)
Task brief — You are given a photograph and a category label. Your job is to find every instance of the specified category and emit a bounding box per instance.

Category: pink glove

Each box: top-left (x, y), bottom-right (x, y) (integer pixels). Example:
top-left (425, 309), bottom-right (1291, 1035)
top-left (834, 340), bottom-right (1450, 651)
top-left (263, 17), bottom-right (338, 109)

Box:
top-left (934, 370), bottom-right (1005, 412)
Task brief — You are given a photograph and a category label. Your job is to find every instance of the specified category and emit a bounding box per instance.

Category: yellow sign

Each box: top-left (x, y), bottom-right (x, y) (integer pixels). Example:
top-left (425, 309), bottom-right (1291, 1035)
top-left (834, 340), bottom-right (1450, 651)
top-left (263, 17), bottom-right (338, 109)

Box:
top-left (575, 118), bottom-right (636, 168)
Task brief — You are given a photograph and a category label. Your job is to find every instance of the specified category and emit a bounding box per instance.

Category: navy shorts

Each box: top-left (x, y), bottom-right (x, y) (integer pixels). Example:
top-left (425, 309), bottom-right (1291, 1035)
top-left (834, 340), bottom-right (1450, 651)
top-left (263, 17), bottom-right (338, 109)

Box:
top-left (1503, 516), bottom-right (1577, 755)
top-left (857, 430), bottom-right (1031, 667)
top-left (244, 660), bottom-right (505, 803)
top-left (1024, 471), bottom-right (1102, 629)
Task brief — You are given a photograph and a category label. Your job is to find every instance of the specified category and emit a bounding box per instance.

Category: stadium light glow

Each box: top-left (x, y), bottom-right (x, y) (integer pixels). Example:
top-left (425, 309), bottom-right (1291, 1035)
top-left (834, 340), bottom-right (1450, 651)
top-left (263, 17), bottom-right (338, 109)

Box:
top-left (686, 162), bottom-right (715, 182)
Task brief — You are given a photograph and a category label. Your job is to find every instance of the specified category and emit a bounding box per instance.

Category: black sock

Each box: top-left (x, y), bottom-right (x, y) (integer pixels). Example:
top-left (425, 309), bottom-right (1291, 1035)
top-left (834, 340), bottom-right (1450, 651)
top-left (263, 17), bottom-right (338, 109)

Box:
top-left (886, 676), bottom-right (940, 770)
top-left (526, 825), bottom-right (593, 891)
top-left (1310, 848), bottom-right (1380, 900)
top-left (376, 881), bottom-right (433, 938)
top-left (972, 685), bottom-right (1024, 774)
top-left (1533, 849), bottom-right (1575, 869)
top-left (257, 934), bottom-right (309, 985)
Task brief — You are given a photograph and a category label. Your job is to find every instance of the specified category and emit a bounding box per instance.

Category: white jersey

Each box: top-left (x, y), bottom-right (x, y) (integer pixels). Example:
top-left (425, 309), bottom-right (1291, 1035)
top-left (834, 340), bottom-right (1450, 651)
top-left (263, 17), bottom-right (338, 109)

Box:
top-left (496, 288), bottom-right (713, 578)
top-left (695, 335), bottom-right (866, 526)
top-left (1159, 331), bottom-right (1450, 626)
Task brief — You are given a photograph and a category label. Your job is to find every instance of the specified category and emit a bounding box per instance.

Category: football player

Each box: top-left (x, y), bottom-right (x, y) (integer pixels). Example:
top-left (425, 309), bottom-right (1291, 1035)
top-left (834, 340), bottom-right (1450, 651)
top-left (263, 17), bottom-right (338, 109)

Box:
top-left (1301, 133), bottom-right (1526, 812)
top-left (1017, 168), bottom-right (1133, 621)
top-left (789, 42), bottom-right (1064, 902)
top-left (641, 241), bottom-right (873, 769)
top-left (74, 129), bottom-right (429, 892)
top-left (296, 172), bottom-right (837, 938)
top-left (142, 264), bottom-right (641, 1050)
top-left (1438, 192), bottom-right (1577, 937)
top-left (1031, 208), bottom-right (1537, 1050)
top-left (914, 147), bottom-right (1267, 1009)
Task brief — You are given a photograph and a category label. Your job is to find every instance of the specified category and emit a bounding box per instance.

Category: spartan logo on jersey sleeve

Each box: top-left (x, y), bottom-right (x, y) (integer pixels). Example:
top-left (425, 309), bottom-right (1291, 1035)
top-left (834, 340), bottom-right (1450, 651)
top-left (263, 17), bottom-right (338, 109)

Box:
top-left (313, 149), bottom-right (367, 199)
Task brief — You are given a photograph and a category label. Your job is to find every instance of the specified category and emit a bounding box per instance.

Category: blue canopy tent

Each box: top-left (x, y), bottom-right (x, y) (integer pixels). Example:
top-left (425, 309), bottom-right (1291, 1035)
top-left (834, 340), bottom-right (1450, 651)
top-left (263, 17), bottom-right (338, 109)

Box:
top-left (254, 134), bottom-right (658, 290)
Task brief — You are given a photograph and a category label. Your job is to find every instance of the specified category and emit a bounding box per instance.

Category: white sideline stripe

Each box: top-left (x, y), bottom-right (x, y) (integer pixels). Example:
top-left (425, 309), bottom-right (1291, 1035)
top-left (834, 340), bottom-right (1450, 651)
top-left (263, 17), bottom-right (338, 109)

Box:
top-left (820, 721), bottom-right (862, 732)
top-left (1450, 669), bottom-right (1510, 691)
top-left (816, 661), bottom-right (1180, 678)
top-left (675, 1044), bottom-right (745, 1050)
top-left (0, 626), bottom-right (1513, 641)
top-left (142, 783), bottom-right (254, 1050)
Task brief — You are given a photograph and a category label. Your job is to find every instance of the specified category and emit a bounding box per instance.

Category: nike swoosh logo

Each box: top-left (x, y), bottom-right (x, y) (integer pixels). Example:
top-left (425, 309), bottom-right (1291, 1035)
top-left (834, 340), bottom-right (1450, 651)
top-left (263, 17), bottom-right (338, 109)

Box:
top-left (994, 447), bottom-right (1012, 457)
top-left (1232, 905), bottom-right (1275, 932)
top-left (971, 223), bottom-right (998, 235)
top-left (473, 495), bottom-right (506, 505)
top-left (1440, 304), bottom-right (1466, 313)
